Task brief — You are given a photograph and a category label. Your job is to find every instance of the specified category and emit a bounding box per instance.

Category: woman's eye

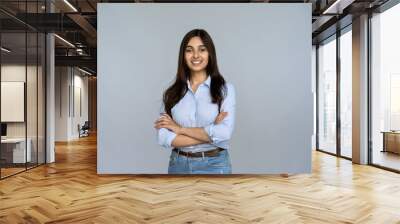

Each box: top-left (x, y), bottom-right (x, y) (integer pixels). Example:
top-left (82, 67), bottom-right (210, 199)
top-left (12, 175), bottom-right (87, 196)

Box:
top-left (185, 49), bottom-right (192, 53)
top-left (200, 48), bottom-right (207, 52)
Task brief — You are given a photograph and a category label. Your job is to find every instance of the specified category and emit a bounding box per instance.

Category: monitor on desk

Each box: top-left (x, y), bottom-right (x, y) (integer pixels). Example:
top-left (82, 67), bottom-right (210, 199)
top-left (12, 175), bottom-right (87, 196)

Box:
top-left (1, 123), bottom-right (7, 138)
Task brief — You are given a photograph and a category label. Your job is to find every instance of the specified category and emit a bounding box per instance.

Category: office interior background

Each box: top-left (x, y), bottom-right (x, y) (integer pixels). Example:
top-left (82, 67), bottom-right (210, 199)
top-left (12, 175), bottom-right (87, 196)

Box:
top-left (0, 0), bottom-right (400, 223)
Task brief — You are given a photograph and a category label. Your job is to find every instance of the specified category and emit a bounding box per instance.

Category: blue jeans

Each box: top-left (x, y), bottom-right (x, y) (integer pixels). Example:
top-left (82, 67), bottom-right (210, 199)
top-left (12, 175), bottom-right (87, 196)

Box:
top-left (168, 149), bottom-right (232, 174)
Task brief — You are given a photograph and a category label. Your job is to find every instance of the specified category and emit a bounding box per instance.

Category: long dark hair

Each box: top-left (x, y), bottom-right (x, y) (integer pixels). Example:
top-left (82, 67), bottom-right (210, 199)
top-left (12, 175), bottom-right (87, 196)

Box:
top-left (163, 29), bottom-right (226, 116)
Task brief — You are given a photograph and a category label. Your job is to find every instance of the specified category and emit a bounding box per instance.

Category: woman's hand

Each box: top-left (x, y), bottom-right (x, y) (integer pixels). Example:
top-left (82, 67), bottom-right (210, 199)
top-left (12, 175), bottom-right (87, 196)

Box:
top-left (214, 112), bottom-right (228, 124)
top-left (154, 113), bottom-right (182, 134)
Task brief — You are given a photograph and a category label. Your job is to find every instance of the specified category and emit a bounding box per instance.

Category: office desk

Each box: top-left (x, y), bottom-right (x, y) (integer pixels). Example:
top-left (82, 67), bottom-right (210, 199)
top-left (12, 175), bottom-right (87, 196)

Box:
top-left (382, 131), bottom-right (400, 154)
top-left (1, 138), bottom-right (32, 163)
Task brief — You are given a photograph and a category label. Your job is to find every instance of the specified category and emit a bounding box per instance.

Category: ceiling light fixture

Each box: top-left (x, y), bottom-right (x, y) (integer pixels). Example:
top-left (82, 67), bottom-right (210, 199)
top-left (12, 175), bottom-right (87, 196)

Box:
top-left (54, 34), bottom-right (75, 48)
top-left (63, 0), bottom-right (78, 12)
top-left (322, 0), bottom-right (354, 14)
top-left (76, 48), bottom-right (84, 55)
top-left (323, 0), bottom-right (342, 14)
top-left (1, 47), bottom-right (11, 53)
top-left (78, 67), bottom-right (93, 76)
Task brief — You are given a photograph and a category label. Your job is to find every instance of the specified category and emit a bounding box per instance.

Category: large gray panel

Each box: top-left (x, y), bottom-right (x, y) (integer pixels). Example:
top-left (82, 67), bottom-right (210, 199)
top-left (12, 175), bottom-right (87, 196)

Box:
top-left (98, 3), bottom-right (312, 174)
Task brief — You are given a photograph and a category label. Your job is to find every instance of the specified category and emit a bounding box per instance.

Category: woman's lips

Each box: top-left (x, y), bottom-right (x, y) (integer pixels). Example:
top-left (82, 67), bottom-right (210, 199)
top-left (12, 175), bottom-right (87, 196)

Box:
top-left (191, 60), bottom-right (202, 65)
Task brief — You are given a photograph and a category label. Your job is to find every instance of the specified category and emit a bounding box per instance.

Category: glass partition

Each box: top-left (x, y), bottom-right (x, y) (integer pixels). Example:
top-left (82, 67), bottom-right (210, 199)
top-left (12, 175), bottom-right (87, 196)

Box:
top-left (0, 31), bottom-right (28, 177)
top-left (27, 31), bottom-right (38, 169)
top-left (0, 1), bottom-right (46, 179)
top-left (317, 35), bottom-right (337, 155)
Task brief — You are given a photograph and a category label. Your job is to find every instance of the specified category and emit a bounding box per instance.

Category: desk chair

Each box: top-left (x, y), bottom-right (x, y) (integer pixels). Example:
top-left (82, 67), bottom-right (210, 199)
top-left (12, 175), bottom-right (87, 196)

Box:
top-left (79, 121), bottom-right (90, 138)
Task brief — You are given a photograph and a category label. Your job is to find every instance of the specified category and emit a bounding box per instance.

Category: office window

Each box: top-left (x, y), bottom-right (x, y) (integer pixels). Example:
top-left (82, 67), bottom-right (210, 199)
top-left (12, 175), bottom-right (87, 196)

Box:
top-left (317, 35), bottom-right (337, 154)
top-left (371, 3), bottom-right (400, 171)
top-left (340, 28), bottom-right (352, 158)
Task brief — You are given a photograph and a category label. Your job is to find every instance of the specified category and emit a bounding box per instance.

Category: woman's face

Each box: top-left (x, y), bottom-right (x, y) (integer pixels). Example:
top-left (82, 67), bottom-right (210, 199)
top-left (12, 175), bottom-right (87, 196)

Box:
top-left (184, 36), bottom-right (209, 73)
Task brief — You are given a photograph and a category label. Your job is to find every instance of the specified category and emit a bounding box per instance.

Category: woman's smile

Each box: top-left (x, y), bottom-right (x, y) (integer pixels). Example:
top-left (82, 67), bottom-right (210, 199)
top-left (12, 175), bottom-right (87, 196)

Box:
top-left (191, 60), bottom-right (203, 65)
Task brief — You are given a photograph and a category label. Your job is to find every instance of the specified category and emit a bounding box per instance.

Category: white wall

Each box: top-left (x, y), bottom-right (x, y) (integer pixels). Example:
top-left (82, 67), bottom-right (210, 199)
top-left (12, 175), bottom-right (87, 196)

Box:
top-left (55, 67), bottom-right (89, 141)
top-left (55, 67), bottom-right (69, 141)
top-left (71, 72), bottom-right (89, 138)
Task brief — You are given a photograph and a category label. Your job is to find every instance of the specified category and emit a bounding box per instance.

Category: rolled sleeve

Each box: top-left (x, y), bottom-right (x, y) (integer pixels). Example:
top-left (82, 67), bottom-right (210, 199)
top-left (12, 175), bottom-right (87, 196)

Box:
top-left (156, 102), bottom-right (177, 150)
top-left (157, 128), bottom-right (177, 150)
top-left (204, 83), bottom-right (236, 147)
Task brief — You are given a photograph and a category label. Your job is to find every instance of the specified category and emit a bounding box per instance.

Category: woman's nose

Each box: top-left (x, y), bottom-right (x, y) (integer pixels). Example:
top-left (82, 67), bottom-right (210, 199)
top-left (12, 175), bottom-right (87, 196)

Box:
top-left (193, 51), bottom-right (199, 58)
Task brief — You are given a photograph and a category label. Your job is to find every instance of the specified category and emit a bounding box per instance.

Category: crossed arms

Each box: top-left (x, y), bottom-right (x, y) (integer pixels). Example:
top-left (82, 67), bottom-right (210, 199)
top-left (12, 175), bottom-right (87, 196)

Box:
top-left (156, 84), bottom-right (236, 150)
top-left (155, 112), bottom-right (228, 148)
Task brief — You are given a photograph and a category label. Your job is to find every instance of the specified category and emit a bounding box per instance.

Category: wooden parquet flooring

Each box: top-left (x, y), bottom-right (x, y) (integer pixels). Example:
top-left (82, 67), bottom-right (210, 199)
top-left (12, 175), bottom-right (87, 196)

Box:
top-left (1, 134), bottom-right (400, 223)
top-left (1, 167), bottom-right (26, 178)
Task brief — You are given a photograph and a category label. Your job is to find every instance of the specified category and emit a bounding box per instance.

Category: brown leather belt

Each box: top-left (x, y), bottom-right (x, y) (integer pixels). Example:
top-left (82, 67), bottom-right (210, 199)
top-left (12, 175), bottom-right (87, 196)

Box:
top-left (173, 148), bottom-right (225, 158)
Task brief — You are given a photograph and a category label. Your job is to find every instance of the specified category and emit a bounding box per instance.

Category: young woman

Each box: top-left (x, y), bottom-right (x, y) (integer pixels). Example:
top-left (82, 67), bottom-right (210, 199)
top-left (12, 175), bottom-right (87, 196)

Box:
top-left (154, 29), bottom-right (236, 174)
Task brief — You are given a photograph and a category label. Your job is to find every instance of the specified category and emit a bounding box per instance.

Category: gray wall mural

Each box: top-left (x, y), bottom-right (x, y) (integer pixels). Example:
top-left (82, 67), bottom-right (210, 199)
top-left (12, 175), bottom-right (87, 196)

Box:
top-left (98, 3), bottom-right (312, 174)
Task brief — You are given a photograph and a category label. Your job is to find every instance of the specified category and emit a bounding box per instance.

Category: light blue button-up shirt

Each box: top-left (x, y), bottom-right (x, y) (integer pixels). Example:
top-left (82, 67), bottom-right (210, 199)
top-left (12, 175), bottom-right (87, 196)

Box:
top-left (157, 76), bottom-right (236, 153)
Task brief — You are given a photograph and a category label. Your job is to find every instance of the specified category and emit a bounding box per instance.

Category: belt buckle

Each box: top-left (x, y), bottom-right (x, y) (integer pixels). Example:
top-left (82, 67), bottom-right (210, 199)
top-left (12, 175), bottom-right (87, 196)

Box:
top-left (206, 148), bottom-right (220, 157)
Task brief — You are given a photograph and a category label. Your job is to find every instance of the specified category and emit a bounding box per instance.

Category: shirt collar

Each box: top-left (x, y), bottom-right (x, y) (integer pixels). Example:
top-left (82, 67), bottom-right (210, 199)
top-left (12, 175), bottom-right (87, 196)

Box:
top-left (203, 75), bottom-right (211, 88)
top-left (187, 75), bottom-right (211, 90)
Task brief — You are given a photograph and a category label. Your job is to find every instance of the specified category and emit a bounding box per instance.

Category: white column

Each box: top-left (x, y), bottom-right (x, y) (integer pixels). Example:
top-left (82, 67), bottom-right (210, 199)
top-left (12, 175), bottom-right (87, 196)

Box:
top-left (352, 14), bottom-right (369, 164)
top-left (46, 1), bottom-right (56, 163)
top-left (46, 33), bottom-right (55, 163)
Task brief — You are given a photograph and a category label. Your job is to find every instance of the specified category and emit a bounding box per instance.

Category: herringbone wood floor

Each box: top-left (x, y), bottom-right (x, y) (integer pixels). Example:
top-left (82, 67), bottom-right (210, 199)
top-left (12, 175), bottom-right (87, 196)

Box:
top-left (1, 134), bottom-right (400, 224)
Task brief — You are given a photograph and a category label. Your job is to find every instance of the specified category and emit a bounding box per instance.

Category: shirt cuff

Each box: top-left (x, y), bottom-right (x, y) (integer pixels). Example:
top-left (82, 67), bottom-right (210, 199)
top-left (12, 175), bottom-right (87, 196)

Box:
top-left (165, 131), bottom-right (177, 148)
top-left (204, 124), bottom-right (214, 143)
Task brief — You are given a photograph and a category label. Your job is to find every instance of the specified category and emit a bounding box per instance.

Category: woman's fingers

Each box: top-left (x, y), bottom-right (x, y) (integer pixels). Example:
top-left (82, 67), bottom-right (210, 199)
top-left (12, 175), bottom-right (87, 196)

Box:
top-left (155, 114), bottom-right (175, 128)
top-left (163, 114), bottom-right (172, 120)
top-left (160, 114), bottom-right (172, 121)
top-left (220, 112), bottom-right (228, 118)
top-left (215, 115), bottom-right (222, 123)
top-left (154, 118), bottom-right (173, 129)
top-left (155, 116), bottom-right (170, 124)
top-left (154, 122), bottom-right (170, 129)
top-left (215, 112), bottom-right (228, 124)
top-left (155, 120), bottom-right (169, 126)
